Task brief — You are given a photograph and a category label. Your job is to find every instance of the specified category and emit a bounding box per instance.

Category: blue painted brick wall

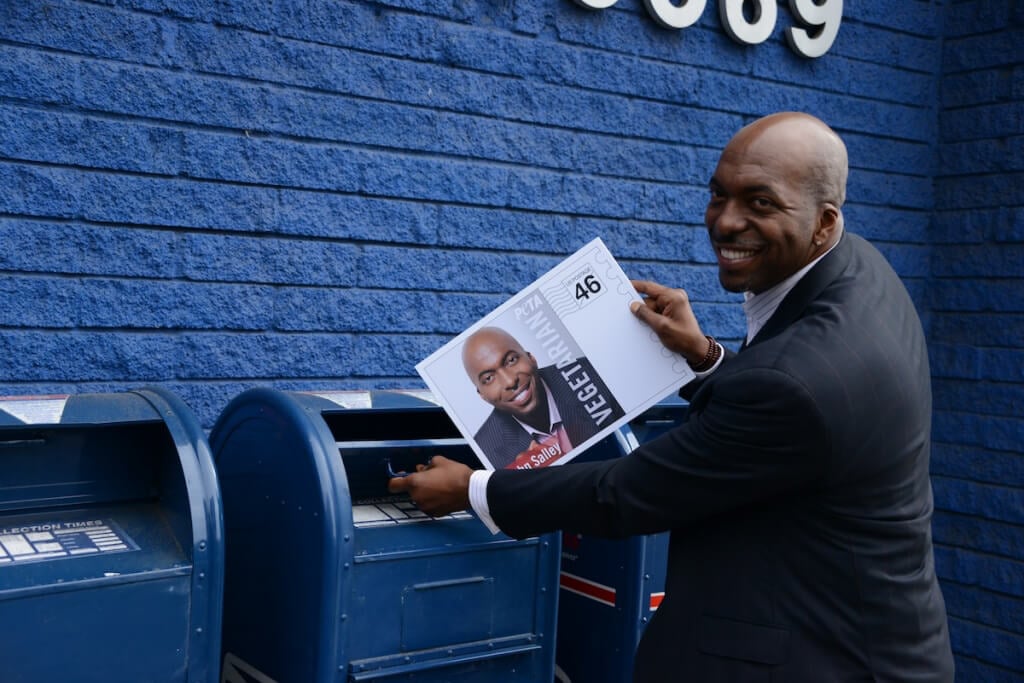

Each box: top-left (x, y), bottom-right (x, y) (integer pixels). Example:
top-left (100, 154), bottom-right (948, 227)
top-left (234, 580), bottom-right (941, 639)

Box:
top-left (0, 0), bottom-right (1021, 677)
top-left (0, 0), bottom-right (941, 419)
top-left (931, 1), bottom-right (1024, 680)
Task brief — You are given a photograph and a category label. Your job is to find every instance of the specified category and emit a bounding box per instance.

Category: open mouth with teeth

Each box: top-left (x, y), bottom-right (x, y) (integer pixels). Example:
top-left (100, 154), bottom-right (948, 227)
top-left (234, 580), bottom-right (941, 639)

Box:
top-left (506, 379), bottom-right (534, 408)
top-left (716, 245), bottom-right (761, 263)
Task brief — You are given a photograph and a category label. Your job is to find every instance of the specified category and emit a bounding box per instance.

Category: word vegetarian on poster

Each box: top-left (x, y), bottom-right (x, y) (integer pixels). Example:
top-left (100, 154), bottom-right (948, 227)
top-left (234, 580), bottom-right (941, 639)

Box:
top-left (417, 237), bottom-right (694, 472)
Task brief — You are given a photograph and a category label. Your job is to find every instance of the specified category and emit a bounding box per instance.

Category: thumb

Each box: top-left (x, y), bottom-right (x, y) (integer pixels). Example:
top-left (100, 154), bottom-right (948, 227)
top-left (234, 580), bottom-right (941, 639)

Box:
top-left (630, 300), bottom-right (661, 328)
top-left (388, 474), bottom-right (412, 494)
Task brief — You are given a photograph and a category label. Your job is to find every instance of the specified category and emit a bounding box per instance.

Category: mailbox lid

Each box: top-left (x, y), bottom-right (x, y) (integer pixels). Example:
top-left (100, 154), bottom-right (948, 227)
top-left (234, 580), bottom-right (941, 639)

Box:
top-left (0, 392), bottom-right (166, 427)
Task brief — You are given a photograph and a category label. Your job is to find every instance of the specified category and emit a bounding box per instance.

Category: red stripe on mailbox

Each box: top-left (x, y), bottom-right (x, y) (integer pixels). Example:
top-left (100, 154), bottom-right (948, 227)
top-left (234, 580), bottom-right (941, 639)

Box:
top-left (649, 592), bottom-right (664, 611)
top-left (559, 571), bottom-right (616, 608)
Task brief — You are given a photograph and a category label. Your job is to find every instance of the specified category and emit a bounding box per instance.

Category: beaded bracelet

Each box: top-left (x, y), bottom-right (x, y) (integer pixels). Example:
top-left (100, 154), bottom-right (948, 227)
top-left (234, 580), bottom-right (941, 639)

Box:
top-left (688, 335), bottom-right (721, 373)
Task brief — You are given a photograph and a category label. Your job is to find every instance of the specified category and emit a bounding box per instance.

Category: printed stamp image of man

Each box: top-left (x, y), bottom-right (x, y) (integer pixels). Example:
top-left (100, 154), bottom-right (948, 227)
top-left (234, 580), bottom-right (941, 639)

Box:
top-left (462, 326), bottom-right (625, 470)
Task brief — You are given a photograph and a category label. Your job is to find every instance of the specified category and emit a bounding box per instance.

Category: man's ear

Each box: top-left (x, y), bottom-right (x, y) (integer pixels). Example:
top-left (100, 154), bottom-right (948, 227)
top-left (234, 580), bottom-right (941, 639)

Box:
top-left (814, 204), bottom-right (841, 245)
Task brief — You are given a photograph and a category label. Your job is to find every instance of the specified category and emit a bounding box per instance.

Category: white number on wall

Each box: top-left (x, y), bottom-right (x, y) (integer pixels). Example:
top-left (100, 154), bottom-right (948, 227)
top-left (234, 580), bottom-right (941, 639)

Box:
top-left (720, 0), bottom-right (777, 45)
top-left (570, 0), bottom-right (841, 58)
top-left (572, 0), bottom-right (618, 10)
top-left (785, 0), bottom-right (843, 58)
top-left (644, 0), bottom-right (707, 30)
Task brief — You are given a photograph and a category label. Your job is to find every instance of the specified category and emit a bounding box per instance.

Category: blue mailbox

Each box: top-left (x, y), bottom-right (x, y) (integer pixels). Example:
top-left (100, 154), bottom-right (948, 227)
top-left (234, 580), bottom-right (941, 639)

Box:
top-left (554, 395), bottom-right (687, 683)
top-left (0, 388), bottom-right (224, 683)
top-left (209, 388), bottom-right (560, 683)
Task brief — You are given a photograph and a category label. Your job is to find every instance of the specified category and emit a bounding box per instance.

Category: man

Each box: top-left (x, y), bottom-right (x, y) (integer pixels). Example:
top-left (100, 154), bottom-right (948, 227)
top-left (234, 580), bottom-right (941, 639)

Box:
top-left (463, 326), bottom-right (624, 469)
top-left (391, 112), bottom-right (954, 681)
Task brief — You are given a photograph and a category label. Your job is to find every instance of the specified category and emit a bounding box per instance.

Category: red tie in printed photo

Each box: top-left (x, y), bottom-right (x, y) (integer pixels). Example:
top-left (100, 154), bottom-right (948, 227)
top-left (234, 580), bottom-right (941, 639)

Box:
top-left (508, 423), bottom-right (573, 469)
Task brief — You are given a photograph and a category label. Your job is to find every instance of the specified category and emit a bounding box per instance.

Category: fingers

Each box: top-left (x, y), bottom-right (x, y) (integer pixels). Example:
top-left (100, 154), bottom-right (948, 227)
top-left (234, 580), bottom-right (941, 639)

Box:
top-left (630, 280), bottom-right (667, 323)
top-left (628, 279), bottom-right (706, 359)
top-left (632, 280), bottom-right (689, 313)
top-left (631, 279), bottom-right (671, 298)
top-left (630, 299), bottom-right (663, 329)
top-left (387, 474), bottom-right (411, 494)
top-left (631, 280), bottom-right (681, 321)
top-left (386, 455), bottom-right (473, 517)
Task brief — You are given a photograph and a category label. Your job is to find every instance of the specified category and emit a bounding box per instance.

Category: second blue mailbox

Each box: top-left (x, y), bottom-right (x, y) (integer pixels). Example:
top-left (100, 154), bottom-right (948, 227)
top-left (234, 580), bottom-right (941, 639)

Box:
top-left (210, 388), bottom-right (559, 683)
top-left (554, 396), bottom-right (686, 683)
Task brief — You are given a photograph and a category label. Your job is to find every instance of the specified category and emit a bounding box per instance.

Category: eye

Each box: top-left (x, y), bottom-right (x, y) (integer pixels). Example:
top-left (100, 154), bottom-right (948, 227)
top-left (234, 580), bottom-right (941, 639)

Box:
top-left (751, 196), bottom-right (776, 211)
top-left (708, 186), bottom-right (725, 203)
top-left (505, 352), bottom-right (519, 367)
top-left (480, 372), bottom-right (494, 385)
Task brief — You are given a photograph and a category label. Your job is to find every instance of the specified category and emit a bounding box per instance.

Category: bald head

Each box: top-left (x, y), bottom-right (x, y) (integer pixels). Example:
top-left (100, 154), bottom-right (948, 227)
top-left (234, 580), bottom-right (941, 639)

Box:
top-left (705, 112), bottom-right (849, 293)
top-left (462, 327), bottom-right (526, 377)
top-left (730, 112), bottom-right (848, 210)
top-left (462, 327), bottom-right (546, 420)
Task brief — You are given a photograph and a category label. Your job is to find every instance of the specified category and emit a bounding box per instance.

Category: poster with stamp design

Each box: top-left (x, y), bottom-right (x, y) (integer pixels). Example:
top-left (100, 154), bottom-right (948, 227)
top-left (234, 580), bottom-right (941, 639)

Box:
top-left (416, 237), bottom-right (694, 471)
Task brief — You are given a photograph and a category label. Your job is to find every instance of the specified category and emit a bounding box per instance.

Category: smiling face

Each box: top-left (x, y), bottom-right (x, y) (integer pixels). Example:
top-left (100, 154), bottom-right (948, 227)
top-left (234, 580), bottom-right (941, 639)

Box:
top-left (462, 327), bottom-right (546, 421)
top-left (705, 113), bottom-right (846, 294)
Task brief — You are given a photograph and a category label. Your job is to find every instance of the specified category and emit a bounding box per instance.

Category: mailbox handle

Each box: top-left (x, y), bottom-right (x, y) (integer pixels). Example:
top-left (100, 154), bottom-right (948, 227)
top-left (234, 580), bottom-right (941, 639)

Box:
top-left (385, 458), bottom-right (409, 478)
top-left (385, 456), bottom-right (435, 479)
top-left (348, 643), bottom-right (542, 681)
top-left (409, 575), bottom-right (486, 591)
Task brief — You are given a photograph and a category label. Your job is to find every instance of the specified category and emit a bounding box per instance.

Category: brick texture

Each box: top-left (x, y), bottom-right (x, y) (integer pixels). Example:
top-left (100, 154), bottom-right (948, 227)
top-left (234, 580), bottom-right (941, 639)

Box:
top-left (931, 1), bottom-right (1024, 679)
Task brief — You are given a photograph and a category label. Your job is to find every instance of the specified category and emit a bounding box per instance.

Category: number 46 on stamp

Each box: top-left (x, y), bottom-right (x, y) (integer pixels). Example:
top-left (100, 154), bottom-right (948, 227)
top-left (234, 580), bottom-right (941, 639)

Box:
top-left (564, 266), bottom-right (604, 308)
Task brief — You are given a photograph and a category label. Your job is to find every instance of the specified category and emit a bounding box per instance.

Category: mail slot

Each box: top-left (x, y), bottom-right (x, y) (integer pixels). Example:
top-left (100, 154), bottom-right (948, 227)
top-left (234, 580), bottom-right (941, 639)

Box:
top-left (554, 395), bottom-right (686, 683)
top-left (209, 387), bottom-right (559, 683)
top-left (0, 388), bottom-right (224, 683)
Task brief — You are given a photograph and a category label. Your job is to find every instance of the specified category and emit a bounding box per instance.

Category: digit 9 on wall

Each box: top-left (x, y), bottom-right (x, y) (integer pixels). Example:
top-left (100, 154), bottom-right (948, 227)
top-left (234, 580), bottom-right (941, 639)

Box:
top-left (573, 0), bottom-right (843, 59)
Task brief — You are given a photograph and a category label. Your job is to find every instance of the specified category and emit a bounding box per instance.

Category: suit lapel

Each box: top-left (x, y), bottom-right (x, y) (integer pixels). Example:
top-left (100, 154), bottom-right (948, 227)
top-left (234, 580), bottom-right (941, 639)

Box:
top-left (744, 233), bottom-right (854, 350)
top-left (496, 411), bottom-right (531, 456)
top-left (541, 364), bottom-right (588, 446)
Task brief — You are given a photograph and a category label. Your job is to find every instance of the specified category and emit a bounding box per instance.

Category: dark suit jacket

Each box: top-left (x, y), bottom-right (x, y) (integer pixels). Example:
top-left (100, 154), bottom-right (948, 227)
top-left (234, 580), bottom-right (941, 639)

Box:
top-left (474, 358), bottom-right (624, 469)
top-left (487, 234), bottom-right (954, 682)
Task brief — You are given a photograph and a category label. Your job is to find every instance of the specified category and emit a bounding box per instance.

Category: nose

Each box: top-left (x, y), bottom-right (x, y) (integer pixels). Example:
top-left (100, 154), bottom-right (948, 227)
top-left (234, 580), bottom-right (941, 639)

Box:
top-left (707, 199), bottom-right (745, 240)
top-left (496, 367), bottom-right (519, 389)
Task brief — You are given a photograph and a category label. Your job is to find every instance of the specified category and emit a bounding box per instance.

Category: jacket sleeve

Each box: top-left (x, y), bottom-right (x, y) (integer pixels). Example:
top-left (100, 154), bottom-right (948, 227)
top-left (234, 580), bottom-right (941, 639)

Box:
top-left (488, 365), bottom-right (831, 539)
top-left (678, 346), bottom-right (738, 401)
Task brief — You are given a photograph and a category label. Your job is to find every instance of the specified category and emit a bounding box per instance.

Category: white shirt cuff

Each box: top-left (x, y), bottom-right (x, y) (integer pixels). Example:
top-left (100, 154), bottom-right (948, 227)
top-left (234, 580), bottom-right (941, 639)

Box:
top-left (469, 469), bottom-right (501, 535)
top-left (691, 341), bottom-right (725, 380)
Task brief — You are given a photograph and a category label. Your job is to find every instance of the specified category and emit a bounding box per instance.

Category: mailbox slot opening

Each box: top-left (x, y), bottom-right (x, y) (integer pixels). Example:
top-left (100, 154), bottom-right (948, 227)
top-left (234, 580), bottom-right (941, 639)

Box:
top-left (0, 421), bottom-right (194, 591)
top-left (322, 408), bottom-right (482, 505)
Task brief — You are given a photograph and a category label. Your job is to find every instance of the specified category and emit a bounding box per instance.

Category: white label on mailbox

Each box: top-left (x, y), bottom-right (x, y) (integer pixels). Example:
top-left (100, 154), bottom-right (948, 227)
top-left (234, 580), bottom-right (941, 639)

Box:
top-left (352, 502), bottom-right (472, 528)
top-left (312, 391), bottom-right (373, 409)
top-left (392, 389), bottom-right (440, 405)
top-left (0, 395), bottom-right (68, 424)
top-left (0, 518), bottom-right (137, 565)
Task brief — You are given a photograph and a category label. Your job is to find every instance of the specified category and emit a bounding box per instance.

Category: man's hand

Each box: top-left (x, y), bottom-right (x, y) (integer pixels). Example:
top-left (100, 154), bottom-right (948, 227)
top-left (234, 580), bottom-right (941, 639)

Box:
top-left (387, 455), bottom-right (474, 517)
top-left (630, 280), bottom-right (709, 364)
